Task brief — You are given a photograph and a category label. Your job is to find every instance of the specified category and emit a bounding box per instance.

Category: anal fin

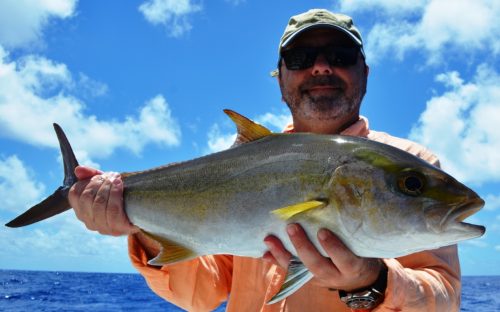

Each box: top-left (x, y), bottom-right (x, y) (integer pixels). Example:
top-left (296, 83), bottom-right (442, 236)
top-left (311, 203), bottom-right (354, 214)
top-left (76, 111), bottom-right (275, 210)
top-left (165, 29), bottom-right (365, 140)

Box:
top-left (141, 230), bottom-right (196, 266)
top-left (267, 256), bottom-right (313, 304)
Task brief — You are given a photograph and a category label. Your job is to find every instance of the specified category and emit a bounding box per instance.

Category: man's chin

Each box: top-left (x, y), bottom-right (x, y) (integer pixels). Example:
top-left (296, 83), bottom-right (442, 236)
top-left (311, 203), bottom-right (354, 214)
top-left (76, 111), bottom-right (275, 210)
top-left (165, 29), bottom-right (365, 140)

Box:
top-left (306, 88), bottom-right (342, 98)
top-left (301, 99), bottom-right (356, 120)
top-left (304, 95), bottom-right (342, 110)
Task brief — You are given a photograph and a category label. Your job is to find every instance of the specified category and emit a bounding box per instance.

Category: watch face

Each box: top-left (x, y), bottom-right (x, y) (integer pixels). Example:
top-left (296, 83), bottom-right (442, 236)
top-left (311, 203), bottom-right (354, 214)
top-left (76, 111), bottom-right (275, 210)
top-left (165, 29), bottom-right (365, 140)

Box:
top-left (340, 289), bottom-right (384, 309)
top-left (346, 297), bottom-right (377, 309)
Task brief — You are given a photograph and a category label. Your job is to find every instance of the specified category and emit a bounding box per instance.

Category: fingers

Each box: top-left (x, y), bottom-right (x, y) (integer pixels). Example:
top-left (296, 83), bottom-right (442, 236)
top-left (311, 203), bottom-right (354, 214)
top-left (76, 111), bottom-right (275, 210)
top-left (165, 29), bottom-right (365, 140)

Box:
top-left (106, 177), bottom-right (139, 236)
top-left (318, 228), bottom-right (381, 287)
top-left (74, 174), bottom-right (107, 230)
top-left (263, 235), bottom-right (292, 269)
top-left (284, 224), bottom-right (382, 291)
top-left (92, 177), bottom-right (113, 233)
top-left (68, 168), bottom-right (136, 236)
top-left (287, 224), bottom-right (337, 278)
top-left (262, 251), bottom-right (278, 265)
top-left (74, 165), bottom-right (103, 180)
top-left (317, 228), bottom-right (358, 273)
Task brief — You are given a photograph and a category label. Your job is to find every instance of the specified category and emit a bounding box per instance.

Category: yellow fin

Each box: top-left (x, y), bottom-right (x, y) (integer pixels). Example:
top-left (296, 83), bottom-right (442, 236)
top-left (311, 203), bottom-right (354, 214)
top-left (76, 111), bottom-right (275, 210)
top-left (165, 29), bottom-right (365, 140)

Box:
top-left (223, 109), bottom-right (272, 145)
top-left (271, 200), bottom-right (326, 220)
top-left (141, 230), bottom-right (196, 266)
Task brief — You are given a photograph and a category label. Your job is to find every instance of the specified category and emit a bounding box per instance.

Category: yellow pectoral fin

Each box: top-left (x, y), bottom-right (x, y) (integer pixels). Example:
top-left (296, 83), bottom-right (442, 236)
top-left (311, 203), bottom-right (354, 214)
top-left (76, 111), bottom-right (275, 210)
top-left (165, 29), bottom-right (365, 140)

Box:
top-left (271, 200), bottom-right (327, 220)
top-left (141, 230), bottom-right (196, 266)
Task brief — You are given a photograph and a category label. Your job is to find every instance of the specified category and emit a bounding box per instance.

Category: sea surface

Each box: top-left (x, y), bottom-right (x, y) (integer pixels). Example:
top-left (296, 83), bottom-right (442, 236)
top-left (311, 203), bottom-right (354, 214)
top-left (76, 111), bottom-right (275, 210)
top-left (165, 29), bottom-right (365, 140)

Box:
top-left (1, 270), bottom-right (498, 311)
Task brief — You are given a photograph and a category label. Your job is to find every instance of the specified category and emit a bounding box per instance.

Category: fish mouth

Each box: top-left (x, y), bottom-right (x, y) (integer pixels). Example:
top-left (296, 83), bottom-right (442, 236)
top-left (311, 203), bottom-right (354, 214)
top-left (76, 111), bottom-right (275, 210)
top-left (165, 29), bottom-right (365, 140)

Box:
top-left (442, 197), bottom-right (485, 234)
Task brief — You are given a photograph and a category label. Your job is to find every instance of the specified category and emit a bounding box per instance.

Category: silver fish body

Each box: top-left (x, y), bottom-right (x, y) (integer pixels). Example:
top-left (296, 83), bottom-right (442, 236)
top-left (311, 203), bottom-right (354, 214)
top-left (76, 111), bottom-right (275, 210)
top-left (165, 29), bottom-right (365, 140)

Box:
top-left (123, 133), bottom-right (484, 261)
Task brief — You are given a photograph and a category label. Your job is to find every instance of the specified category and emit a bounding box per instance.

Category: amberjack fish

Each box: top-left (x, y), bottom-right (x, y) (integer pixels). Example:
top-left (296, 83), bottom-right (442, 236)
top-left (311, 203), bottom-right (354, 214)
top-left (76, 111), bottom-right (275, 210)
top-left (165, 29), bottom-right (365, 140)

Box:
top-left (5, 110), bottom-right (485, 303)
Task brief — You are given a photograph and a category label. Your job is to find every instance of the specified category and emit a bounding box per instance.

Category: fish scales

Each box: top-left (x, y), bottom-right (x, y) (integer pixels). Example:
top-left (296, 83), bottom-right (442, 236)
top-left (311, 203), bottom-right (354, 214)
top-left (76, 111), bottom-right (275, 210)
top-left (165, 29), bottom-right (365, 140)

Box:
top-left (123, 134), bottom-right (344, 257)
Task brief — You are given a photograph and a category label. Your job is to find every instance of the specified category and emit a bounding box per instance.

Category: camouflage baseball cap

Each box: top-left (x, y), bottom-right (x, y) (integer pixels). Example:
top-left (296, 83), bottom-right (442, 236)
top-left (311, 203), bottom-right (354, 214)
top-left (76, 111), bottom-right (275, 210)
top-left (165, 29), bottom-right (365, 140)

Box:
top-left (271, 9), bottom-right (364, 76)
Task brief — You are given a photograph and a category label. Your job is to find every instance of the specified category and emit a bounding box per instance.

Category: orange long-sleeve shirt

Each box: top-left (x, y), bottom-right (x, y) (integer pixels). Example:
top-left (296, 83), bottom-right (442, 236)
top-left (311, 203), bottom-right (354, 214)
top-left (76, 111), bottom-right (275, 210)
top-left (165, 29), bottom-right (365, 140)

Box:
top-left (128, 117), bottom-right (461, 312)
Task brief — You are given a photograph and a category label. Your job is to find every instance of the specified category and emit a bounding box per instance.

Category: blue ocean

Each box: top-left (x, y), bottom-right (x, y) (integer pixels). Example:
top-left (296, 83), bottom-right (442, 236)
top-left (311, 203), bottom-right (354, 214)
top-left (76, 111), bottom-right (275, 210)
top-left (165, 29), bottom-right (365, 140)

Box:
top-left (1, 270), bottom-right (498, 311)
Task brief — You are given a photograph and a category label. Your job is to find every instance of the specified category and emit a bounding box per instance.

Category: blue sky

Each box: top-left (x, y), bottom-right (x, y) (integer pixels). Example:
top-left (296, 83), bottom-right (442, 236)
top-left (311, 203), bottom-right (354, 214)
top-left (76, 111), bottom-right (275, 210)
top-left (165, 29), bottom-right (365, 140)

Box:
top-left (0, 0), bottom-right (499, 275)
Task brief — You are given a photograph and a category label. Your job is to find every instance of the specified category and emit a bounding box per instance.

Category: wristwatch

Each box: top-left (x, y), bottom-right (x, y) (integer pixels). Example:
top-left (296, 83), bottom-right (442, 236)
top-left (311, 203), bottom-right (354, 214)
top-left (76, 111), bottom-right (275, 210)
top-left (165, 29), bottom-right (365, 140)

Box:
top-left (338, 262), bottom-right (388, 310)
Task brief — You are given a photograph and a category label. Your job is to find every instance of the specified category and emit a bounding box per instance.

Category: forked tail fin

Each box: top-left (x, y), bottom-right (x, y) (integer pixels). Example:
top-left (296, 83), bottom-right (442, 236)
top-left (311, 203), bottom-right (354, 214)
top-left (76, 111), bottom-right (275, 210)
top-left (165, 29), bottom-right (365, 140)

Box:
top-left (5, 124), bottom-right (79, 228)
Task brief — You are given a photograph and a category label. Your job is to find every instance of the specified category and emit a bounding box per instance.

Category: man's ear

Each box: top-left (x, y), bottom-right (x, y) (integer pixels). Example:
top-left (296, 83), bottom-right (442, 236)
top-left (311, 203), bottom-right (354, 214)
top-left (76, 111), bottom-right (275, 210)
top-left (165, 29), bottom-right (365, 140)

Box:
top-left (275, 68), bottom-right (286, 103)
top-left (365, 64), bottom-right (370, 78)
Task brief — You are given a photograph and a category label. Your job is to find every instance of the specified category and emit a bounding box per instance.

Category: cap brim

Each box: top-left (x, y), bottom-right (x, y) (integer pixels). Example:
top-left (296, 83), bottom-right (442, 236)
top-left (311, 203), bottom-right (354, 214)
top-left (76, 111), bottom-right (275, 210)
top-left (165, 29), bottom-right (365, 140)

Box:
top-left (281, 23), bottom-right (362, 49)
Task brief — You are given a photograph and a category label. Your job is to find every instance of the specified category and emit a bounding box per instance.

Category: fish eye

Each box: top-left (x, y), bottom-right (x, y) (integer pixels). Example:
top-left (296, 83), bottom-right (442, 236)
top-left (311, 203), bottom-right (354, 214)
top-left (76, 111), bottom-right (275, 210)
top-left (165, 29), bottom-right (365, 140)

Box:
top-left (398, 172), bottom-right (425, 196)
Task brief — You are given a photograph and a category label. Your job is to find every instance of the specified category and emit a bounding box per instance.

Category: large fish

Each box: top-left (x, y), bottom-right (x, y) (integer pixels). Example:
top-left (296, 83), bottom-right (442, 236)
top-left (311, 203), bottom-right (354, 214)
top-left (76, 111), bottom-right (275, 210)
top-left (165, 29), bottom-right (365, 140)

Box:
top-left (6, 110), bottom-right (485, 303)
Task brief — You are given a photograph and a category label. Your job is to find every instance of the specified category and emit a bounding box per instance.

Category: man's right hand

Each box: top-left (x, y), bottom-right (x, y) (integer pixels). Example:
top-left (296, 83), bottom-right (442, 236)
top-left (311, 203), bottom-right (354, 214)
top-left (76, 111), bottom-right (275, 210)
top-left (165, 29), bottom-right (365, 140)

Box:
top-left (68, 166), bottom-right (139, 236)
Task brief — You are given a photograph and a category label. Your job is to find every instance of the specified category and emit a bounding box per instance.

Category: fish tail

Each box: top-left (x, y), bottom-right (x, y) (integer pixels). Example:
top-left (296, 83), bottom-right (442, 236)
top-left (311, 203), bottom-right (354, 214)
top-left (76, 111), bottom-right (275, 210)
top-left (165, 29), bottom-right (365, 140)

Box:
top-left (5, 124), bottom-right (79, 228)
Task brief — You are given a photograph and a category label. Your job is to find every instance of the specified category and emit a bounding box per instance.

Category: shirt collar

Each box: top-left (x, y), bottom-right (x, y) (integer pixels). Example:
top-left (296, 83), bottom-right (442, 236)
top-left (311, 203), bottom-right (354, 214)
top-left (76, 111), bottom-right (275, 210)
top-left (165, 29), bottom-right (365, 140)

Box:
top-left (283, 116), bottom-right (370, 137)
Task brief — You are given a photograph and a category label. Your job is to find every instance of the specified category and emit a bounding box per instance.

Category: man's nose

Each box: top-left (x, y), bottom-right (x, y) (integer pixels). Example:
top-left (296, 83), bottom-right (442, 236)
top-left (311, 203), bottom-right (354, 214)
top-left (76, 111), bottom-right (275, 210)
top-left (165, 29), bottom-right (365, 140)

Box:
top-left (311, 54), bottom-right (332, 76)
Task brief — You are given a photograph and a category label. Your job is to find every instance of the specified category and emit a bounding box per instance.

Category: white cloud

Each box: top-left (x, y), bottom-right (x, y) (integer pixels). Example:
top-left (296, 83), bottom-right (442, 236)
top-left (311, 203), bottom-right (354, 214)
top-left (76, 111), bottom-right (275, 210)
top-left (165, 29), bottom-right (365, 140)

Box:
top-left (75, 73), bottom-right (109, 99)
top-left (0, 0), bottom-right (77, 49)
top-left (0, 155), bottom-right (45, 214)
top-left (255, 111), bottom-right (292, 132)
top-left (484, 194), bottom-right (500, 211)
top-left (495, 245), bottom-right (500, 251)
top-left (139, 0), bottom-right (202, 37)
top-left (0, 46), bottom-right (181, 165)
top-left (410, 64), bottom-right (500, 184)
top-left (336, 0), bottom-right (500, 64)
top-left (206, 124), bottom-right (236, 154)
top-left (490, 216), bottom-right (500, 234)
top-left (463, 237), bottom-right (488, 248)
top-left (1, 213), bottom-right (126, 258)
top-left (337, 0), bottom-right (426, 16)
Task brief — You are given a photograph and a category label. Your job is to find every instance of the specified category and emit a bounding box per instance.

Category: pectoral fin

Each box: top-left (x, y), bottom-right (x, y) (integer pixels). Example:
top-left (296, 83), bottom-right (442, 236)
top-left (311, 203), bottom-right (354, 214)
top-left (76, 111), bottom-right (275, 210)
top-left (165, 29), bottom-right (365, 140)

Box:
top-left (141, 230), bottom-right (196, 266)
top-left (223, 109), bottom-right (272, 146)
top-left (271, 200), bottom-right (326, 220)
top-left (267, 257), bottom-right (313, 304)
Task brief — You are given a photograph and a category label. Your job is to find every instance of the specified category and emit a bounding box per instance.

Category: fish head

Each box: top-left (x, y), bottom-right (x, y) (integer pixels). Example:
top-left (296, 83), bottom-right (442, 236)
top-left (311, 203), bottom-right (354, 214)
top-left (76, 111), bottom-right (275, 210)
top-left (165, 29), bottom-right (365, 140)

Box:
top-left (327, 141), bottom-right (485, 257)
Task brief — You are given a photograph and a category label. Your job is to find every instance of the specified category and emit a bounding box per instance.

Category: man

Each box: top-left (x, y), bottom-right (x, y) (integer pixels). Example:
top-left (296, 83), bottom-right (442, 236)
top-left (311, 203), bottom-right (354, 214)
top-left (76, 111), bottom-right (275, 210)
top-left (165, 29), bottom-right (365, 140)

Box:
top-left (69, 9), bottom-right (461, 312)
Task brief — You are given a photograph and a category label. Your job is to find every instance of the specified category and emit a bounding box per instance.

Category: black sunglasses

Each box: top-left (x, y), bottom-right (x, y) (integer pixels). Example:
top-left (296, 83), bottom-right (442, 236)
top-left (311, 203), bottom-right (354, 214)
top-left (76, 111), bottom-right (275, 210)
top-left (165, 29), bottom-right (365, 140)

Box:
top-left (281, 45), bottom-right (359, 70)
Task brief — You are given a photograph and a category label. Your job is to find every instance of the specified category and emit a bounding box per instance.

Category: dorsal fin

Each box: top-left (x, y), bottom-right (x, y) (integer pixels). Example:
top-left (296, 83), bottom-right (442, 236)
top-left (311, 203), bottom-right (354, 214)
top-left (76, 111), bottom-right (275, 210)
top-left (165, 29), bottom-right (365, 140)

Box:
top-left (223, 109), bottom-right (272, 146)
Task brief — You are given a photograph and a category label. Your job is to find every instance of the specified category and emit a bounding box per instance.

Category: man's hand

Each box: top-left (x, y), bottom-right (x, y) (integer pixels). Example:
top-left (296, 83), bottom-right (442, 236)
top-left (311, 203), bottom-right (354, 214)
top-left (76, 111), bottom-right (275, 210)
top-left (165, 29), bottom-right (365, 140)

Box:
top-left (68, 166), bottom-right (139, 236)
top-left (263, 223), bottom-right (383, 291)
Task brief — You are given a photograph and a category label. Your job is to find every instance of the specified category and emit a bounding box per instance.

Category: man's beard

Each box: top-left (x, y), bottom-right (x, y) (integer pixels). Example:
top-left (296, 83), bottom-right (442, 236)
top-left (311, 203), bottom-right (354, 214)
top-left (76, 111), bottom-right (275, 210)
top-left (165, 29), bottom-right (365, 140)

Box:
top-left (281, 75), bottom-right (365, 121)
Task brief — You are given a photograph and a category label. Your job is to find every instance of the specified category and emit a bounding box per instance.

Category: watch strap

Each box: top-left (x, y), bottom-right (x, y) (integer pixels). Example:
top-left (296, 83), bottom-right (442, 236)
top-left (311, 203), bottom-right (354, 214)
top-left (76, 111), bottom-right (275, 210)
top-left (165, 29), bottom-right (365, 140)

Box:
top-left (338, 262), bottom-right (388, 310)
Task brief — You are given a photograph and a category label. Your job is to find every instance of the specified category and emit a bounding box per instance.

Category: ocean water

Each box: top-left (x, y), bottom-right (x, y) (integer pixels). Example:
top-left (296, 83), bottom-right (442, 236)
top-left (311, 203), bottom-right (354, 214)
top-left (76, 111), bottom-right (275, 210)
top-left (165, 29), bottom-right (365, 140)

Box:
top-left (1, 270), bottom-right (498, 311)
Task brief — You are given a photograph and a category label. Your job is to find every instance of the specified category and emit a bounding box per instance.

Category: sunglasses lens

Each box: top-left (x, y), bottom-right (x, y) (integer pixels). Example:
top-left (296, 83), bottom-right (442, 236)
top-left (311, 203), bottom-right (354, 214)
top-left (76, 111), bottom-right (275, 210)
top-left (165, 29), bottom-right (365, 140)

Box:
top-left (281, 46), bottom-right (359, 70)
top-left (325, 47), bottom-right (358, 67)
top-left (282, 48), bottom-right (316, 70)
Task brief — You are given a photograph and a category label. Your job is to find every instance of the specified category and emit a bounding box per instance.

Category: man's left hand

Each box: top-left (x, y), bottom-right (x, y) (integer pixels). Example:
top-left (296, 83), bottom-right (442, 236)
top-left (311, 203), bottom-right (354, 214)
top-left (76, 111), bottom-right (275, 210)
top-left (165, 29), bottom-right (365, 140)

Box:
top-left (263, 223), bottom-right (383, 291)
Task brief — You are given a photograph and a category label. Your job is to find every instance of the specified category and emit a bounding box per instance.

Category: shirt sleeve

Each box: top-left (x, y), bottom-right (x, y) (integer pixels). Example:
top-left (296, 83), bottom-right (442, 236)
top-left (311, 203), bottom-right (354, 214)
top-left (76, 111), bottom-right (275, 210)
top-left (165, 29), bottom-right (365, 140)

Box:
top-left (377, 246), bottom-right (461, 311)
top-left (128, 234), bottom-right (233, 312)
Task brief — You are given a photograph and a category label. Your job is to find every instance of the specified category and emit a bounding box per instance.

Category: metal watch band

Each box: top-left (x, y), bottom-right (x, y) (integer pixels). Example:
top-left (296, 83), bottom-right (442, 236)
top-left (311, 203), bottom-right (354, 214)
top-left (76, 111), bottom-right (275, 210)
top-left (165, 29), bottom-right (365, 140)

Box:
top-left (338, 262), bottom-right (388, 310)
